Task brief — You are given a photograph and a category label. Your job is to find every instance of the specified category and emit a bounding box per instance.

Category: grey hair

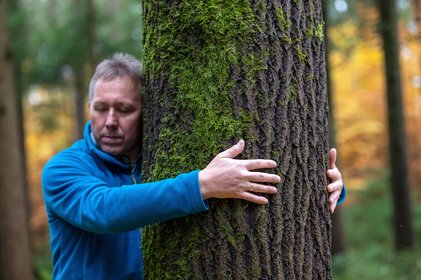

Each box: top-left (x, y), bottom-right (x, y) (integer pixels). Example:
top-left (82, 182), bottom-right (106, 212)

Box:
top-left (89, 53), bottom-right (142, 101)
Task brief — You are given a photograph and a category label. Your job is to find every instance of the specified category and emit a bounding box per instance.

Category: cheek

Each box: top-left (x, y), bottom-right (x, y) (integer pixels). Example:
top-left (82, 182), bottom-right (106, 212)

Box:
top-left (91, 113), bottom-right (105, 126)
top-left (123, 118), bottom-right (141, 137)
top-left (90, 117), bottom-right (103, 137)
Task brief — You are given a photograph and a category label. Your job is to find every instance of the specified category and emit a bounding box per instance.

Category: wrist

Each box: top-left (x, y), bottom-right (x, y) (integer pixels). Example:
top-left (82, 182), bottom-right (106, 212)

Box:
top-left (198, 170), bottom-right (211, 200)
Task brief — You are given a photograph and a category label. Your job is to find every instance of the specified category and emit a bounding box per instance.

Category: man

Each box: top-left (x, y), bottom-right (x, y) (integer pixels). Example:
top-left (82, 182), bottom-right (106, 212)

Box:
top-left (42, 53), bottom-right (345, 279)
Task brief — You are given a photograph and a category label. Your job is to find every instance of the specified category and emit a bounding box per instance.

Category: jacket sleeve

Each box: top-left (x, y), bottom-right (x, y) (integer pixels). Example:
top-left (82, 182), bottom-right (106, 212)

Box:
top-left (42, 153), bottom-right (208, 234)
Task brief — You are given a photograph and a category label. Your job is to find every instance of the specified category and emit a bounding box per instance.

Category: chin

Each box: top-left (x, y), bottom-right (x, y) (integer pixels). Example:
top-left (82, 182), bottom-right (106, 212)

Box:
top-left (101, 146), bottom-right (122, 156)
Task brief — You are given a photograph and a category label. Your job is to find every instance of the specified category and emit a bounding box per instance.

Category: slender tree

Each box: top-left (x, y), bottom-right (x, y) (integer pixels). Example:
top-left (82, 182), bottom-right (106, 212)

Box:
top-left (73, 0), bottom-right (97, 139)
top-left (0, 0), bottom-right (33, 279)
top-left (323, 0), bottom-right (346, 254)
top-left (411, 0), bottom-right (421, 39)
top-left (142, 0), bottom-right (333, 278)
top-left (377, 0), bottom-right (414, 250)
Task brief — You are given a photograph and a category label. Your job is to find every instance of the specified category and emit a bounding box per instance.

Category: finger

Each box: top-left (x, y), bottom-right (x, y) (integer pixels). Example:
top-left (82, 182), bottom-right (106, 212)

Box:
top-left (216, 140), bottom-right (245, 159)
top-left (330, 202), bottom-right (337, 214)
top-left (243, 159), bottom-right (277, 170)
top-left (328, 190), bottom-right (341, 206)
top-left (246, 172), bottom-right (281, 184)
top-left (328, 148), bottom-right (337, 169)
top-left (326, 181), bottom-right (341, 193)
top-left (327, 168), bottom-right (340, 182)
top-left (238, 192), bottom-right (269, 205)
top-left (328, 190), bottom-right (340, 213)
top-left (247, 183), bottom-right (278, 194)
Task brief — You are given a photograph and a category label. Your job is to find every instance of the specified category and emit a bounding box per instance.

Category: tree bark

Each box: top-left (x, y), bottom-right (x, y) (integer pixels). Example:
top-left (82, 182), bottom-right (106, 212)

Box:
top-left (0, 0), bottom-right (34, 279)
top-left (377, 0), bottom-right (414, 251)
top-left (142, 0), bottom-right (332, 278)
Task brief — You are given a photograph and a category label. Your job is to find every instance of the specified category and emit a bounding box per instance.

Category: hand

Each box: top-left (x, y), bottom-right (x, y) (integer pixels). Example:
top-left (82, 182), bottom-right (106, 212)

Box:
top-left (326, 148), bottom-right (344, 214)
top-left (199, 140), bottom-right (281, 204)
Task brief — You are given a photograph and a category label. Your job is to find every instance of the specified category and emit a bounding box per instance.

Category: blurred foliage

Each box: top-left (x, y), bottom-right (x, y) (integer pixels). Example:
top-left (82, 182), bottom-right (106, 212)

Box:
top-left (329, 0), bottom-right (421, 189)
top-left (8, 0), bottom-right (141, 90)
top-left (333, 173), bottom-right (421, 279)
top-left (33, 241), bottom-right (53, 280)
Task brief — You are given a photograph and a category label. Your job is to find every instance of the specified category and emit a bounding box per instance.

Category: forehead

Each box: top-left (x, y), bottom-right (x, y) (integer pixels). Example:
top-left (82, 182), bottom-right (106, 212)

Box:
top-left (93, 76), bottom-right (141, 102)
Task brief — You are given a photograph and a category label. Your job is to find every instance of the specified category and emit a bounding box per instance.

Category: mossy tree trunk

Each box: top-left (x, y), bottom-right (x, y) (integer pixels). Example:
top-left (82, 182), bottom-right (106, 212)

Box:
top-left (142, 0), bottom-right (332, 279)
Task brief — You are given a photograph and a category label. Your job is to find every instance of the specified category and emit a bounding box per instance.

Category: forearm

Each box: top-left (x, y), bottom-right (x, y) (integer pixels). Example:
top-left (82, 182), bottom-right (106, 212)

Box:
top-left (43, 169), bottom-right (208, 234)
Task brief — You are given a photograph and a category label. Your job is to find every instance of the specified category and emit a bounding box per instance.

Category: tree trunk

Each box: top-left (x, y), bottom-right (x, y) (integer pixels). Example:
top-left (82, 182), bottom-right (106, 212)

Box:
top-left (74, 67), bottom-right (86, 139)
top-left (322, 0), bottom-right (346, 255)
top-left (142, 0), bottom-right (332, 278)
top-left (0, 0), bottom-right (34, 279)
top-left (411, 0), bottom-right (421, 39)
top-left (377, 0), bottom-right (414, 251)
top-left (73, 0), bottom-right (97, 139)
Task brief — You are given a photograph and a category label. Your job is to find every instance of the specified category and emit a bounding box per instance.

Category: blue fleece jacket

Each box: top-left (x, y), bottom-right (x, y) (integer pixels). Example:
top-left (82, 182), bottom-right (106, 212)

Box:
top-left (42, 122), bottom-right (208, 279)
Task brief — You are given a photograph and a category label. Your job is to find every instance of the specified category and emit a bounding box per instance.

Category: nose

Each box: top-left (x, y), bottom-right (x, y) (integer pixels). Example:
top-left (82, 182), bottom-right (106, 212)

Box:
top-left (105, 109), bottom-right (118, 128)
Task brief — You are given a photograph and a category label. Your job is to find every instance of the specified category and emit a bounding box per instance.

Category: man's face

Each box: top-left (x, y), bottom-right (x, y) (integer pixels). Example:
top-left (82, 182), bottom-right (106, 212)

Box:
top-left (89, 76), bottom-right (142, 162)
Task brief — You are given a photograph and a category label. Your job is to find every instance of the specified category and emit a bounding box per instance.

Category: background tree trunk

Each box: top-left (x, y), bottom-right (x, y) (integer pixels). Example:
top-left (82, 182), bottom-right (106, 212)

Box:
top-left (142, 0), bottom-right (332, 278)
top-left (411, 0), bottom-right (421, 39)
top-left (322, 0), bottom-right (346, 255)
top-left (73, 0), bottom-right (97, 139)
top-left (0, 0), bottom-right (34, 279)
top-left (377, 0), bottom-right (414, 251)
top-left (74, 67), bottom-right (86, 139)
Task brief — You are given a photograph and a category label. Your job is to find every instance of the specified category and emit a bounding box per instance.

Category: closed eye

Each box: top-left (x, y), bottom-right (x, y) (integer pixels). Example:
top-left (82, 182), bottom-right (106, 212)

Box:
top-left (93, 105), bottom-right (108, 112)
top-left (117, 106), bottom-right (136, 114)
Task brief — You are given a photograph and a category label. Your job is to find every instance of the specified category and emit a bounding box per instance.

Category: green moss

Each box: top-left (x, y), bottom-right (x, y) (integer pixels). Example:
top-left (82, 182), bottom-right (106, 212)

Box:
top-left (142, 1), bottom-right (263, 181)
top-left (275, 7), bottom-right (291, 31)
top-left (224, 224), bottom-right (245, 249)
top-left (304, 19), bottom-right (324, 42)
top-left (143, 217), bottom-right (207, 279)
top-left (281, 36), bottom-right (293, 44)
top-left (292, 83), bottom-right (298, 97)
top-left (242, 52), bottom-right (268, 83)
top-left (306, 73), bottom-right (314, 82)
top-left (246, 266), bottom-right (262, 279)
top-left (305, 26), bottom-right (313, 38)
top-left (295, 45), bottom-right (307, 64)
top-left (314, 22), bottom-right (325, 42)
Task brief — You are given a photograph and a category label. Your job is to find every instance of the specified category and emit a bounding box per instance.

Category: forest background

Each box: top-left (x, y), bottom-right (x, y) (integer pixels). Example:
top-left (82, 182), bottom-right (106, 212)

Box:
top-left (3, 0), bottom-right (421, 279)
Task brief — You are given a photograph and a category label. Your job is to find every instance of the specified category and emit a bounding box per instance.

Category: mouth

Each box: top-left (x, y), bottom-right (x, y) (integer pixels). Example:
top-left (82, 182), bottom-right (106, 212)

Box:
top-left (100, 135), bottom-right (123, 145)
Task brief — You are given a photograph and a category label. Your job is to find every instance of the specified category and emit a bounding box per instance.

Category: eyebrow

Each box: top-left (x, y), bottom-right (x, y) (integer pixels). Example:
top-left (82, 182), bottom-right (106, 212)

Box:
top-left (93, 100), bottom-right (138, 108)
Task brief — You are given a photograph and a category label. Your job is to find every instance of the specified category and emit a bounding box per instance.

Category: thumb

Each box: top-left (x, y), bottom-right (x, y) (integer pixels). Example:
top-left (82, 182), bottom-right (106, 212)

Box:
top-left (328, 148), bottom-right (337, 169)
top-left (216, 139), bottom-right (245, 159)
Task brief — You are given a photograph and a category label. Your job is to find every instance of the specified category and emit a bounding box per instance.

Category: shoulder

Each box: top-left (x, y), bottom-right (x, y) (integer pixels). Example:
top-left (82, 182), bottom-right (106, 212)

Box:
top-left (42, 140), bottom-right (98, 179)
top-left (46, 139), bottom-right (90, 163)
